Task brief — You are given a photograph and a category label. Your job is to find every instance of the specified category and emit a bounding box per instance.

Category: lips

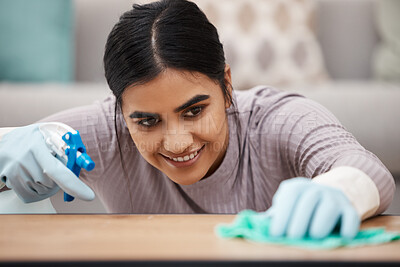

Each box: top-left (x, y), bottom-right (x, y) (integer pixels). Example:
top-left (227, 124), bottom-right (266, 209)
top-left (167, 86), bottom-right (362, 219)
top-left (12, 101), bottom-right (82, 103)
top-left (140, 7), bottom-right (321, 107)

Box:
top-left (162, 145), bottom-right (205, 168)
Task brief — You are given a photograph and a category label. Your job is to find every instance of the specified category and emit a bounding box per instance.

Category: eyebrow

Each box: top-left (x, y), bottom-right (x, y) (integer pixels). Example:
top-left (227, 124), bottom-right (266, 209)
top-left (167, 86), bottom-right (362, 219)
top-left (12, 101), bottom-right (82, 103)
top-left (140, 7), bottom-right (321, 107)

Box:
top-left (129, 94), bottom-right (210, 119)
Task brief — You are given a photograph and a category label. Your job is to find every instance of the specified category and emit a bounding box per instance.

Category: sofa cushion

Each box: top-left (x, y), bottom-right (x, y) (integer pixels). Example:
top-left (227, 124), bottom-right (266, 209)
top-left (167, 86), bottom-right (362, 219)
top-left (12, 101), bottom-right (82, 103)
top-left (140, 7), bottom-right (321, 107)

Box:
top-left (194, 0), bottom-right (329, 90)
top-left (0, 0), bottom-right (74, 82)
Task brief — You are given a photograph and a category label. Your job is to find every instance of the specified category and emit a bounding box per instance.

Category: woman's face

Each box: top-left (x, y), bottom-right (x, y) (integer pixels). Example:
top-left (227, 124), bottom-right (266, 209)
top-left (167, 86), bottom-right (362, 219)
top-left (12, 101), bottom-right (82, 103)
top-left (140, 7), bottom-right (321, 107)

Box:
top-left (121, 67), bottom-right (232, 185)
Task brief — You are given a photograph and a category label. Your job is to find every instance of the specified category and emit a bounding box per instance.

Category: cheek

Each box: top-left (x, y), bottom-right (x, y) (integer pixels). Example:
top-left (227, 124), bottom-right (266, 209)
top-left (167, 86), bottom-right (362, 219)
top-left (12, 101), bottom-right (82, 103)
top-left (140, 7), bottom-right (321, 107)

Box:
top-left (129, 130), bottom-right (162, 157)
top-left (193, 110), bottom-right (227, 140)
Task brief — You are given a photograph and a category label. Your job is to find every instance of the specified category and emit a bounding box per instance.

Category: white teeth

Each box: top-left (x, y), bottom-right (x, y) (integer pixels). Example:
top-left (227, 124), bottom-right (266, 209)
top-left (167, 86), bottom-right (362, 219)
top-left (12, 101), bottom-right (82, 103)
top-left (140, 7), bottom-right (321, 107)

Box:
top-left (171, 149), bottom-right (200, 162)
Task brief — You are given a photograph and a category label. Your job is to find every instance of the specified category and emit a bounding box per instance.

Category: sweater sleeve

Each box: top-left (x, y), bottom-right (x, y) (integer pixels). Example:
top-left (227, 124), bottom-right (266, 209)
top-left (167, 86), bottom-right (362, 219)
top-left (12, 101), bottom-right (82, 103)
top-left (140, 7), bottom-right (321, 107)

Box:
top-left (261, 94), bottom-right (395, 215)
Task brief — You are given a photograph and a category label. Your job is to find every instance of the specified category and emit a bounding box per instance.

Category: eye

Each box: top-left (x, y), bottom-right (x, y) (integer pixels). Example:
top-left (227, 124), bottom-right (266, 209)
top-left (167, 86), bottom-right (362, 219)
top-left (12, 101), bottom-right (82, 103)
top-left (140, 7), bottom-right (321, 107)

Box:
top-left (137, 117), bottom-right (159, 128)
top-left (184, 106), bottom-right (203, 118)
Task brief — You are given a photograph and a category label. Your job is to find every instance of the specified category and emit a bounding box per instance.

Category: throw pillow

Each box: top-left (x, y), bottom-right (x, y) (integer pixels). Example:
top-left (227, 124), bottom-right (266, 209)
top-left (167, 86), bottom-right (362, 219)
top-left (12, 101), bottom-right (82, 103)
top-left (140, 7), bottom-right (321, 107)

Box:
top-left (0, 0), bottom-right (74, 82)
top-left (193, 0), bottom-right (329, 90)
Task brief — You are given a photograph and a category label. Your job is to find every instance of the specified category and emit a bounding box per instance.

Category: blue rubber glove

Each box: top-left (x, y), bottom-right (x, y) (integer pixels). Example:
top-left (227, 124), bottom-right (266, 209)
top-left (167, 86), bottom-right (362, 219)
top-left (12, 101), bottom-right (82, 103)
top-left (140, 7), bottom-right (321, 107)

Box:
top-left (266, 177), bottom-right (360, 239)
top-left (0, 124), bottom-right (95, 203)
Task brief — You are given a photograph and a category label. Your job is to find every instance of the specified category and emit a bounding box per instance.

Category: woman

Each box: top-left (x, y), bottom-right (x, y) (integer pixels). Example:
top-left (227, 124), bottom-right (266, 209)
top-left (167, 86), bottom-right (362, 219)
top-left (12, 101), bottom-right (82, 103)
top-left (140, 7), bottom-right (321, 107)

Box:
top-left (0, 0), bottom-right (395, 239)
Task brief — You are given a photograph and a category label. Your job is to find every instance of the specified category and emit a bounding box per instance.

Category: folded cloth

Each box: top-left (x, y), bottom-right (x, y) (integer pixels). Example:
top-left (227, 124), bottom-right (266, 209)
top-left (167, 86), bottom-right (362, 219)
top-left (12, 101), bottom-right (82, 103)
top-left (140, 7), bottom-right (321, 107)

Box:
top-left (215, 210), bottom-right (400, 249)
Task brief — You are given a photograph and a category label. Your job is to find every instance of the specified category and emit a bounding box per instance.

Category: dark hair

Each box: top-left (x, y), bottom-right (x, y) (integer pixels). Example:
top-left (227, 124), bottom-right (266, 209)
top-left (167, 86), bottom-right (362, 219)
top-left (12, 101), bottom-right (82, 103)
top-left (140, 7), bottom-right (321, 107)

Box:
top-left (104, 0), bottom-right (232, 107)
top-left (103, 0), bottom-right (242, 209)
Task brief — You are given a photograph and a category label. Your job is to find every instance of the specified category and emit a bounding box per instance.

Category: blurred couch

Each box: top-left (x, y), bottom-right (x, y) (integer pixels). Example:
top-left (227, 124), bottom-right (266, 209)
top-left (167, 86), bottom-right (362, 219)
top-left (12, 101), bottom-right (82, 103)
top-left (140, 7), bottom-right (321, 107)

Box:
top-left (0, 0), bottom-right (399, 213)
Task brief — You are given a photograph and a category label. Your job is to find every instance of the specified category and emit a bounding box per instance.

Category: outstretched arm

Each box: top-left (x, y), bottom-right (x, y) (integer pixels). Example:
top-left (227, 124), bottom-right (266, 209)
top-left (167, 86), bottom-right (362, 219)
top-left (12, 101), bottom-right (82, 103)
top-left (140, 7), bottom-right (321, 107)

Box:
top-left (275, 97), bottom-right (395, 217)
top-left (260, 93), bottom-right (395, 239)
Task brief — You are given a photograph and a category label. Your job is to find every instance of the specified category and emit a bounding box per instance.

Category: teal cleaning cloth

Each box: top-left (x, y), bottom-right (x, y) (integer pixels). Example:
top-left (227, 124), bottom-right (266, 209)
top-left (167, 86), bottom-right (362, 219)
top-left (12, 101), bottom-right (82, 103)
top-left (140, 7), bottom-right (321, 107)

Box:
top-left (215, 210), bottom-right (400, 249)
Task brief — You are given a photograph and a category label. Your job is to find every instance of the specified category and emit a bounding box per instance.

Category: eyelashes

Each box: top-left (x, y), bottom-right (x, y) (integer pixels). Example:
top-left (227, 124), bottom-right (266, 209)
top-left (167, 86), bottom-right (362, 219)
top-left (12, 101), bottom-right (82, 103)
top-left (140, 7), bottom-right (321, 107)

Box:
top-left (185, 106), bottom-right (202, 117)
top-left (137, 117), bottom-right (159, 128)
top-left (136, 105), bottom-right (205, 128)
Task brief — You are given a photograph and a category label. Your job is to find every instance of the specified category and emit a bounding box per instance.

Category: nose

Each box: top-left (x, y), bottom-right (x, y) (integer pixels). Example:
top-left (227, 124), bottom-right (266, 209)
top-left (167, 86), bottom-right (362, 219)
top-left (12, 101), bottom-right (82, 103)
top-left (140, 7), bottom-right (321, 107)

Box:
top-left (163, 129), bottom-right (194, 155)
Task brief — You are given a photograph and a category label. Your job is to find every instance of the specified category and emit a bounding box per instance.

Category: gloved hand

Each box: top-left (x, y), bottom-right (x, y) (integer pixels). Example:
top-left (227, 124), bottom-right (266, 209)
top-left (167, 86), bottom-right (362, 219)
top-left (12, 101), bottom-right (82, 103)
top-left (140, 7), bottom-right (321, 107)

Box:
top-left (266, 177), bottom-right (360, 239)
top-left (0, 124), bottom-right (95, 203)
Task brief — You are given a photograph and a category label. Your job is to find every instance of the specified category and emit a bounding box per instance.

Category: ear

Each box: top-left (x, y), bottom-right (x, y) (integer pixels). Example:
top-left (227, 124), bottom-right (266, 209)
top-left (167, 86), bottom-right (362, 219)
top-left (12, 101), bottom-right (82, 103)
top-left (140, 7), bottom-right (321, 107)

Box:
top-left (224, 64), bottom-right (233, 109)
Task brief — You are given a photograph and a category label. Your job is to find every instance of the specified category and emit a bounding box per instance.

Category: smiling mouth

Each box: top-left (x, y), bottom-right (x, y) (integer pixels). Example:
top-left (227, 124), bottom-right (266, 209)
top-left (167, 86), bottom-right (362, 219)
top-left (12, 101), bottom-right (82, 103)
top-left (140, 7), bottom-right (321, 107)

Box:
top-left (162, 145), bottom-right (204, 161)
top-left (161, 145), bottom-right (205, 167)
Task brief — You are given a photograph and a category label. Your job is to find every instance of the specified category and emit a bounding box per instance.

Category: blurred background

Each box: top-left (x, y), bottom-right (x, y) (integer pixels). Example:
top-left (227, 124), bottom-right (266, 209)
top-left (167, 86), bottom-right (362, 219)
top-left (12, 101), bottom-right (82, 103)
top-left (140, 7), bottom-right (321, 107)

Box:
top-left (0, 0), bottom-right (399, 214)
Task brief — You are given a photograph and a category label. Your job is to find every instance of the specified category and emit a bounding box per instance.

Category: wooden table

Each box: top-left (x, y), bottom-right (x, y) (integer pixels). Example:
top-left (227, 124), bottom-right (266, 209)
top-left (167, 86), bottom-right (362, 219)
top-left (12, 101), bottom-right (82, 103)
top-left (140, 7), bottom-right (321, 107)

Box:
top-left (0, 214), bottom-right (399, 264)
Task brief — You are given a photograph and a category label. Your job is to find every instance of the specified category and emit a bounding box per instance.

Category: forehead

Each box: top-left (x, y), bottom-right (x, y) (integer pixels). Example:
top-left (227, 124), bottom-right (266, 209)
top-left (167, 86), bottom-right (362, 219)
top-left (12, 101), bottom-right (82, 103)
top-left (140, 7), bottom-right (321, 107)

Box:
top-left (121, 69), bottom-right (221, 111)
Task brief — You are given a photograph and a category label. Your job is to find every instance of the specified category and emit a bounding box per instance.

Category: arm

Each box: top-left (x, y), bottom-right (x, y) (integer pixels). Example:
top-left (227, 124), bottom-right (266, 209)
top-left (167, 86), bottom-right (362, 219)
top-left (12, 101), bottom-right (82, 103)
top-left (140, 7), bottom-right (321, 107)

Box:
top-left (0, 123), bottom-right (95, 202)
top-left (0, 95), bottom-right (117, 201)
top-left (36, 95), bottom-right (124, 198)
top-left (257, 92), bottom-right (395, 238)
top-left (0, 94), bottom-right (122, 203)
top-left (276, 97), bottom-right (395, 219)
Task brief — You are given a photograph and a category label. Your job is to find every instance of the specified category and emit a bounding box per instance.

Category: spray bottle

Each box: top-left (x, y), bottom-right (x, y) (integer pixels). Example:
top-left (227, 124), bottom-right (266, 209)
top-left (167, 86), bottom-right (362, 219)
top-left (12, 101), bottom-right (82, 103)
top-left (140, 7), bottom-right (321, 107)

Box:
top-left (0, 122), bottom-right (95, 213)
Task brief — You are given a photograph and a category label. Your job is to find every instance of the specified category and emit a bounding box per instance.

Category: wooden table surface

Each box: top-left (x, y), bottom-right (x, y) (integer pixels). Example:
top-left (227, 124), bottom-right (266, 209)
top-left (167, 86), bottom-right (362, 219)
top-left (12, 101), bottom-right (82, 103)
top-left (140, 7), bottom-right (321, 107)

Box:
top-left (0, 214), bottom-right (399, 262)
